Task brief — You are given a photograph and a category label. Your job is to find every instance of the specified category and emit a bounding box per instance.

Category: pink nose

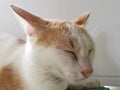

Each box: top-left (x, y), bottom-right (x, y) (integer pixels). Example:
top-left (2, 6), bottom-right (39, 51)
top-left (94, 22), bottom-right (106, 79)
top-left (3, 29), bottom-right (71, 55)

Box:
top-left (81, 69), bottom-right (93, 78)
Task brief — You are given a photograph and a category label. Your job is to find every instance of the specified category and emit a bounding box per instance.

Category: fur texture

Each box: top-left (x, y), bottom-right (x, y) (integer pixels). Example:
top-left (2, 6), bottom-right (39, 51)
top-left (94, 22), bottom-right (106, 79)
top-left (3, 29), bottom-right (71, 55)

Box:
top-left (0, 5), bottom-right (102, 90)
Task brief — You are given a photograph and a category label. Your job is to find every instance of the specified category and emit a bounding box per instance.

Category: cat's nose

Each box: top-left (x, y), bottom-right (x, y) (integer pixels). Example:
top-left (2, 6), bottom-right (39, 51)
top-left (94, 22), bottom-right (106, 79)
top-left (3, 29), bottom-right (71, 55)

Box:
top-left (81, 69), bottom-right (93, 78)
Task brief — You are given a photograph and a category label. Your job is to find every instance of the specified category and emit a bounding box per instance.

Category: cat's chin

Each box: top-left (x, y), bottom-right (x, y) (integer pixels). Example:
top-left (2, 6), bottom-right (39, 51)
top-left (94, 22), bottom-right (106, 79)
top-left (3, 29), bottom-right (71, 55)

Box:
top-left (67, 75), bottom-right (86, 85)
top-left (68, 79), bottom-right (85, 85)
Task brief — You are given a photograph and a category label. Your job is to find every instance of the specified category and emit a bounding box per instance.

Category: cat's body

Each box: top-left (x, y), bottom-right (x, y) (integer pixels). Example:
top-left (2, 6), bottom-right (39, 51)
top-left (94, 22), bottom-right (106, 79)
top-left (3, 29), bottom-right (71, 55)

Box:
top-left (0, 5), bottom-right (102, 90)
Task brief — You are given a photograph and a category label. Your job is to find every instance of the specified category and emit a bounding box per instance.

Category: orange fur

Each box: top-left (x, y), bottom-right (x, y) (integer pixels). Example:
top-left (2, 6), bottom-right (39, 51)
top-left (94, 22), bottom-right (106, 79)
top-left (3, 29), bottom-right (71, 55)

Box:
top-left (0, 65), bottom-right (24, 90)
top-left (36, 21), bottom-right (92, 53)
top-left (37, 21), bottom-right (71, 47)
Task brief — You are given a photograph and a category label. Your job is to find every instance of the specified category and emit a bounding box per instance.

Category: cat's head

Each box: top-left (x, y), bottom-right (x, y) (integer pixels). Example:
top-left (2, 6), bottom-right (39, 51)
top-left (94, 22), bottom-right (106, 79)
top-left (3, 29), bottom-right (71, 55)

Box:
top-left (11, 5), bottom-right (95, 84)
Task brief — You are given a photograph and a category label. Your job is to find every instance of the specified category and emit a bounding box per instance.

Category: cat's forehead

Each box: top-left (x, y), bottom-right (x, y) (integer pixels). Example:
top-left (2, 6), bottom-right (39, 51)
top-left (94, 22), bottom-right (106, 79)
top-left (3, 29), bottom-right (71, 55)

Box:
top-left (46, 20), bottom-right (91, 42)
top-left (65, 22), bottom-right (93, 49)
top-left (36, 20), bottom-right (92, 50)
top-left (47, 20), bottom-right (69, 30)
top-left (45, 20), bottom-right (87, 36)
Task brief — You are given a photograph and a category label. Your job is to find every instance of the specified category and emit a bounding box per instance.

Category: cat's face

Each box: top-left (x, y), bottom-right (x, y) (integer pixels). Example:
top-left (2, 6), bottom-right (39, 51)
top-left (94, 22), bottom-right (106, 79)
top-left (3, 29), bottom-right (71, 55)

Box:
top-left (11, 5), bottom-right (95, 84)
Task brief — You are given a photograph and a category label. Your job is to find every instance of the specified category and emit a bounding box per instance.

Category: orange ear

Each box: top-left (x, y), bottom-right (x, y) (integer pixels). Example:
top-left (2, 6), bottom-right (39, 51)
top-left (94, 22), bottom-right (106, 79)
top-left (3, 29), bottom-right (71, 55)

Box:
top-left (10, 5), bottom-right (47, 26)
top-left (10, 5), bottom-right (48, 37)
top-left (73, 12), bottom-right (90, 26)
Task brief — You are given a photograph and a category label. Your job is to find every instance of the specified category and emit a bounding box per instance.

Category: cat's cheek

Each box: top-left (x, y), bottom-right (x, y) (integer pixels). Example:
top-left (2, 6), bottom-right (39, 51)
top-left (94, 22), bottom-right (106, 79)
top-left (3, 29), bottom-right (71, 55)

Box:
top-left (57, 59), bottom-right (85, 84)
top-left (88, 50), bottom-right (95, 64)
top-left (54, 54), bottom-right (75, 75)
top-left (66, 72), bottom-right (85, 84)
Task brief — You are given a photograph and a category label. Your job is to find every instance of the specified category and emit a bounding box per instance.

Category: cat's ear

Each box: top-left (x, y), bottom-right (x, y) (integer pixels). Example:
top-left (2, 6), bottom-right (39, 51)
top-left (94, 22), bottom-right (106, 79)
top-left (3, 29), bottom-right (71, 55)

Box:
top-left (73, 12), bottom-right (90, 27)
top-left (10, 5), bottom-right (48, 37)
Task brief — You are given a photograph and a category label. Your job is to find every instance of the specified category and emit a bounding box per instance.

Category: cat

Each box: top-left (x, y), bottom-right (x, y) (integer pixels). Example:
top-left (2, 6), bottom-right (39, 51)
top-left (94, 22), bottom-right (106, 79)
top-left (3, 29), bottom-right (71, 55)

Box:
top-left (0, 5), bottom-right (102, 90)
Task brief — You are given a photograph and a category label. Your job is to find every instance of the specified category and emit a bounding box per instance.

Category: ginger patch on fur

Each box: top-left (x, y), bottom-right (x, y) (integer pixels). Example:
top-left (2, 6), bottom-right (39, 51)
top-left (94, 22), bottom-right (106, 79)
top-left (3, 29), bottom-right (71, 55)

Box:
top-left (0, 65), bottom-right (24, 90)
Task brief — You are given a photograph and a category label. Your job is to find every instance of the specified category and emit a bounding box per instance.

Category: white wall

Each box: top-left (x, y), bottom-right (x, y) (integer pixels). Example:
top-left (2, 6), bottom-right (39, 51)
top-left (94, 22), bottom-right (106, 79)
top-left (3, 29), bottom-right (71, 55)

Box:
top-left (0, 0), bottom-right (120, 86)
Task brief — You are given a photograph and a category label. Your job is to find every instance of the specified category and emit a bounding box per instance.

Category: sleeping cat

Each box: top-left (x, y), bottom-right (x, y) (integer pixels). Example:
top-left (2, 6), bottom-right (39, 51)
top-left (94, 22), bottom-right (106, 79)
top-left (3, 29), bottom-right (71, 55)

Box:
top-left (0, 5), bottom-right (102, 90)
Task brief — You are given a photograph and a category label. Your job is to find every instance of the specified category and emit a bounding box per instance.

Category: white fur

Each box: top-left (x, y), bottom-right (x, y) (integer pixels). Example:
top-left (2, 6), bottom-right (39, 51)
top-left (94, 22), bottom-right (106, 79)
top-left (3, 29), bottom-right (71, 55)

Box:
top-left (0, 23), bottom-right (94, 90)
top-left (0, 34), bottom-right (68, 90)
top-left (66, 23), bottom-right (94, 62)
top-left (16, 44), bottom-right (69, 90)
top-left (16, 23), bottom-right (92, 90)
top-left (66, 23), bottom-right (90, 57)
top-left (15, 30), bottom-right (84, 90)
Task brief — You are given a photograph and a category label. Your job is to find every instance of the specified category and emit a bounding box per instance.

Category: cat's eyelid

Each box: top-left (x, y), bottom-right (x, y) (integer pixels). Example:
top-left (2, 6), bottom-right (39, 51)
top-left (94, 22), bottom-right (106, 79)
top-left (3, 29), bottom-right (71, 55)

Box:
top-left (88, 48), bottom-right (93, 54)
top-left (64, 50), bottom-right (74, 54)
top-left (64, 50), bottom-right (72, 52)
top-left (64, 50), bottom-right (78, 60)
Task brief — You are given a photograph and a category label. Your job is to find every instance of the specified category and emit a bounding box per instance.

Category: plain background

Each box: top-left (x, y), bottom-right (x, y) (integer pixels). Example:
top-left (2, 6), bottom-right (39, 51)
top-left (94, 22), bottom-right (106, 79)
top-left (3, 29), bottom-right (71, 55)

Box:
top-left (0, 0), bottom-right (120, 86)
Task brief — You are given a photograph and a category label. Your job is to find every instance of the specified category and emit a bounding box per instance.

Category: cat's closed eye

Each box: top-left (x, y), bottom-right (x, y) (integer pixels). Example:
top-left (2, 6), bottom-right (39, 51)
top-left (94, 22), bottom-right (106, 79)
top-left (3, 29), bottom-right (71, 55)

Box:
top-left (88, 49), bottom-right (93, 54)
top-left (88, 49), bottom-right (94, 57)
top-left (64, 50), bottom-right (78, 60)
